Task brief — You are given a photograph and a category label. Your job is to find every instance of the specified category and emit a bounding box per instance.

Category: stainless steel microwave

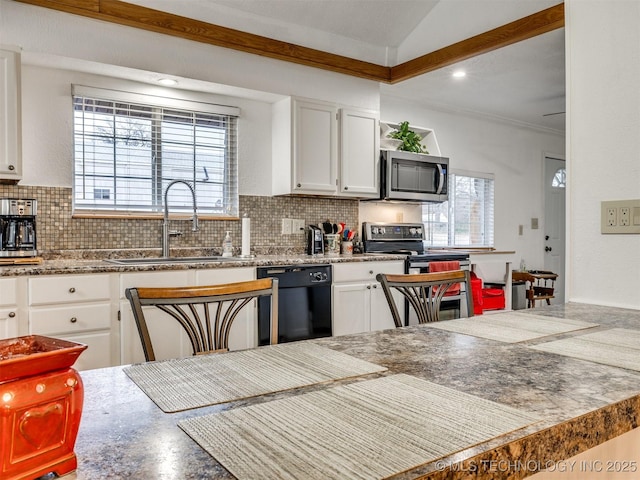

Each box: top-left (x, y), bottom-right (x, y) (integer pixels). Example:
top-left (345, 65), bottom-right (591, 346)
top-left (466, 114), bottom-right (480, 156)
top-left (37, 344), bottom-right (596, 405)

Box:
top-left (380, 150), bottom-right (449, 202)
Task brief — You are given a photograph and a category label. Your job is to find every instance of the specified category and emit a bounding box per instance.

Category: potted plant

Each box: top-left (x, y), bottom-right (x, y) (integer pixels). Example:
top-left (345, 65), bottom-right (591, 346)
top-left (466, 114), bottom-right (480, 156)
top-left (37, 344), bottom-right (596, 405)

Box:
top-left (388, 121), bottom-right (428, 154)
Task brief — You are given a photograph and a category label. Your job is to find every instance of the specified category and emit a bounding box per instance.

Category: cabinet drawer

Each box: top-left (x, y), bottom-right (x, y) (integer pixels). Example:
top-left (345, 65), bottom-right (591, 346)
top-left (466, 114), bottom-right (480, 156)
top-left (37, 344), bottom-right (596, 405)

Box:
top-left (29, 274), bottom-right (111, 305)
top-left (30, 303), bottom-right (111, 335)
top-left (333, 261), bottom-right (404, 283)
top-left (57, 331), bottom-right (113, 371)
top-left (0, 278), bottom-right (17, 306)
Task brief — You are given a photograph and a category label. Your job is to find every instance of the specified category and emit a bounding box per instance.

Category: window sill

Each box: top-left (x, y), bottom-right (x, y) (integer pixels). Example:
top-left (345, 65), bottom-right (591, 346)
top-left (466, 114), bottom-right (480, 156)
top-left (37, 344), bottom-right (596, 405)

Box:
top-left (72, 211), bottom-right (239, 221)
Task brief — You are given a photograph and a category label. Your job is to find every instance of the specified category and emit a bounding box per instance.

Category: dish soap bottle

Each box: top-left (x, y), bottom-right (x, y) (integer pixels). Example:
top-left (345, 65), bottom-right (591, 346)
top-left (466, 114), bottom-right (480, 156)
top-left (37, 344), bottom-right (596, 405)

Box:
top-left (222, 231), bottom-right (233, 257)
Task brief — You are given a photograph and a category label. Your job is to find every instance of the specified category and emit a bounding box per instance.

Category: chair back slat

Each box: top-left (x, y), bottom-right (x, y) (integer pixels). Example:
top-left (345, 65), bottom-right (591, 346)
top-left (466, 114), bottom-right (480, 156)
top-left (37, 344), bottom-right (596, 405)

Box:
top-left (377, 270), bottom-right (474, 326)
top-left (125, 278), bottom-right (278, 362)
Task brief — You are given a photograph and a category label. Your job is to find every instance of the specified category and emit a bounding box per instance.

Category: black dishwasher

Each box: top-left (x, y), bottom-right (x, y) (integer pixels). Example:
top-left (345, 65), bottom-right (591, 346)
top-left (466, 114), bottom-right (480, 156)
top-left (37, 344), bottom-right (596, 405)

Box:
top-left (257, 264), bottom-right (332, 345)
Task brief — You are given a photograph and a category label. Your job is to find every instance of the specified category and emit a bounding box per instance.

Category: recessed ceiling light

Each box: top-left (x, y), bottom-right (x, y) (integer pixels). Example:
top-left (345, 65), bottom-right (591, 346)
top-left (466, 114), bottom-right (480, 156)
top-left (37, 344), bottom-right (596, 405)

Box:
top-left (158, 78), bottom-right (178, 86)
top-left (452, 70), bottom-right (466, 78)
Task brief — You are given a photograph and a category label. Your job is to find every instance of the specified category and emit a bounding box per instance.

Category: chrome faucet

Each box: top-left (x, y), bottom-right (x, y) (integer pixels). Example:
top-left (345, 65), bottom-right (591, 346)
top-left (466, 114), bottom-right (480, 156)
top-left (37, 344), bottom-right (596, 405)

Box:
top-left (162, 180), bottom-right (199, 257)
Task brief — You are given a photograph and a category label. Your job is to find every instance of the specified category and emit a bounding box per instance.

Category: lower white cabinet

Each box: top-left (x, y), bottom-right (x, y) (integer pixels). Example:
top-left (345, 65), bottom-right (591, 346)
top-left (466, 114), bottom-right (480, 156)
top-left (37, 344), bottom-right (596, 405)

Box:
top-left (332, 261), bottom-right (404, 336)
top-left (119, 268), bottom-right (256, 365)
top-left (0, 277), bottom-right (20, 339)
top-left (28, 274), bottom-right (118, 371)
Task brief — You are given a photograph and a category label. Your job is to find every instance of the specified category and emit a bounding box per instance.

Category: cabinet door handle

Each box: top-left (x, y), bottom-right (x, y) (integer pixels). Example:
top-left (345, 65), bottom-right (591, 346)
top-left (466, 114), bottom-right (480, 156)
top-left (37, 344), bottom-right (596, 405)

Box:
top-left (373, 284), bottom-right (378, 288)
top-left (369, 270), bottom-right (374, 275)
top-left (8, 311), bottom-right (15, 318)
top-left (296, 183), bottom-right (301, 188)
top-left (8, 165), bottom-right (15, 171)
top-left (70, 317), bottom-right (78, 323)
top-left (367, 285), bottom-right (371, 289)
top-left (344, 186), bottom-right (349, 190)
top-left (69, 287), bottom-right (76, 293)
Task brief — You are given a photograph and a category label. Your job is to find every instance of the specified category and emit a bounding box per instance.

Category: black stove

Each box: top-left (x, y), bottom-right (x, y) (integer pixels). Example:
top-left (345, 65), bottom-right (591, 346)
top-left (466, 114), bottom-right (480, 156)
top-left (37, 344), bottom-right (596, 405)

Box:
top-left (362, 222), bottom-right (470, 265)
top-left (363, 222), bottom-right (471, 325)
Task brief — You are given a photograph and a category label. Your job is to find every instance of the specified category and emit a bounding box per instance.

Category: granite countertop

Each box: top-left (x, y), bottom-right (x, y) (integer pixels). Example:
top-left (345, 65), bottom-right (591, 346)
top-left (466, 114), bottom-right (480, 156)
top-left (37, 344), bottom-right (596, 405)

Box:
top-left (61, 303), bottom-right (640, 479)
top-left (0, 252), bottom-right (407, 276)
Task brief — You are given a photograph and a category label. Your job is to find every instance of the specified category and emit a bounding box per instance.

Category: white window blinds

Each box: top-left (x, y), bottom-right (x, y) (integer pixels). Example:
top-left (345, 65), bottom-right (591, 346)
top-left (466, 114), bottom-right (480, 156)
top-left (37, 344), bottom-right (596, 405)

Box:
top-left (72, 85), bottom-right (240, 217)
top-left (422, 171), bottom-right (495, 247)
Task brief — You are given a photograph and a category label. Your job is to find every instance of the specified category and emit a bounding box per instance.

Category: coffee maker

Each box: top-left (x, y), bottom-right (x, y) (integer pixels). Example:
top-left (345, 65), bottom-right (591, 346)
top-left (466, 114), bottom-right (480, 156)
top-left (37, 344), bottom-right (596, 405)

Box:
top-left (307, 225), bottom-right (324, 255)
top-left (0, 199), bottom-right (37, 257)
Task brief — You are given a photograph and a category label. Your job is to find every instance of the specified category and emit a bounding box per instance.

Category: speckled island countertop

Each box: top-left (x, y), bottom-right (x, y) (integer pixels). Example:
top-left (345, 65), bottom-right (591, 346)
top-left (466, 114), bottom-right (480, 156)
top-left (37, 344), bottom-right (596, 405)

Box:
top-left (59, 303), bottom-right (640, 480)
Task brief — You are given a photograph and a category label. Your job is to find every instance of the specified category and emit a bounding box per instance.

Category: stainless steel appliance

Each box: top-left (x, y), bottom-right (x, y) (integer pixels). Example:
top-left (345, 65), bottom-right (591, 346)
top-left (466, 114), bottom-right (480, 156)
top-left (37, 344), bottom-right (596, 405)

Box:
top-left (306, 225), bottom-right (324, 255)
top-left (0, 198), bottom-right (37, 257)
top-left (363, 222), bottom-right (470, 324)
top-left (380, 150), bottom-right (449, 202)
top-left (257, 265), bottom-right (332, 345)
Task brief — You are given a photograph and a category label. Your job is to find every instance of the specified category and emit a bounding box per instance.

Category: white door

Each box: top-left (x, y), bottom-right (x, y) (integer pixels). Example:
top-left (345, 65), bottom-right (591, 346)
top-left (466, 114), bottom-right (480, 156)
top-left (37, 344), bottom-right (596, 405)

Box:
top-left (543, 156), bottom-right (566, 303)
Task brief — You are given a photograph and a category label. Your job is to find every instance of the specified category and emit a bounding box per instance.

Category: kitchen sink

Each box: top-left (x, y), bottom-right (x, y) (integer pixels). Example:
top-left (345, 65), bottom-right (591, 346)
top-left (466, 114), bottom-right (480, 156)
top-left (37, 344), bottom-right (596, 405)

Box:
top-left (104, 256), bottom-right (239, 265)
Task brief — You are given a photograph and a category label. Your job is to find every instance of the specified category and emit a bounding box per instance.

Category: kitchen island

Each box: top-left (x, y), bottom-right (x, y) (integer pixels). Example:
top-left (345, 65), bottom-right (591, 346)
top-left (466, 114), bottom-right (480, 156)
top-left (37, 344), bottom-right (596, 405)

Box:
top-left (57, 302), bottom-right (640, 479)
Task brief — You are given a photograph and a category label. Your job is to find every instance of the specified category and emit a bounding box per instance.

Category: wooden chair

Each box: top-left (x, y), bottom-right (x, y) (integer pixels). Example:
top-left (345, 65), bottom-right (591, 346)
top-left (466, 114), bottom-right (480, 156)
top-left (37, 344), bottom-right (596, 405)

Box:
top-left (376, 270), bottom-right (474, 326)
top-left (125, 278), bottom-right (278, 361)
top-left (512, 271), bottom-right (557, 308)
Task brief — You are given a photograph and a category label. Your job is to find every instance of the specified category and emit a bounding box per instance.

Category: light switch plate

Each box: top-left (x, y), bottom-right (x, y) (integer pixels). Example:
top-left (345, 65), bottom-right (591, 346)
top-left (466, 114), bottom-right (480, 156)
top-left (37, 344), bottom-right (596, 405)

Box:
top-left (531, 218), bottom-right (539, 229)
top-left (281, 218), bottom-right (292, 235)
top-left (601, 200), bottom-right (640, 234)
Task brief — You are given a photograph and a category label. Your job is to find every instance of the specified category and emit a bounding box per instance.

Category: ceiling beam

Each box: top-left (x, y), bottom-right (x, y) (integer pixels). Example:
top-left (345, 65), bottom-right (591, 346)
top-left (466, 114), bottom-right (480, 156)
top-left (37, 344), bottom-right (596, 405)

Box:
top-left (390, 3), bottom-right (565, 83)
top-left (13, 0), bottom-right (563, 85)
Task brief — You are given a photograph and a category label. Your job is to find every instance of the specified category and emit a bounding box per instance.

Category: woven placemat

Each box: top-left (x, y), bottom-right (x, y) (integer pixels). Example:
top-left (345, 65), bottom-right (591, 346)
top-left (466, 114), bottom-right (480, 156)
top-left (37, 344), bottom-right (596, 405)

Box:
top-left (179, 374), bottom-right (540, 480)
top-left (530, 328), bottom-right (640, 371)
top-left (426, 311), bottom-right (598, 343)
top-left (124, 342), bottom-right (387, 412)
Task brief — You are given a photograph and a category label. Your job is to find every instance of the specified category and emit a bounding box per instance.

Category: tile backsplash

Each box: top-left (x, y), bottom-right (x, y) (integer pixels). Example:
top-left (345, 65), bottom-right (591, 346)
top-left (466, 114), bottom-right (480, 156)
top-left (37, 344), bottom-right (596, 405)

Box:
top-left (0, 186), bottom-right (359, 257)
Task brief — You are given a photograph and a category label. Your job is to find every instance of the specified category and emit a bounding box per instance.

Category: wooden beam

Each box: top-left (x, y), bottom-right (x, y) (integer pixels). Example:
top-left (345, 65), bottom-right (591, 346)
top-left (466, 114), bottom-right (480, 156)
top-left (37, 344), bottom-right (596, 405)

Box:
top-left (390, 3), bottom-right (564, 83)
top-left (12, 0), bottom-right (563, 85)
top-left (13, 0), bottom-right (391, 82)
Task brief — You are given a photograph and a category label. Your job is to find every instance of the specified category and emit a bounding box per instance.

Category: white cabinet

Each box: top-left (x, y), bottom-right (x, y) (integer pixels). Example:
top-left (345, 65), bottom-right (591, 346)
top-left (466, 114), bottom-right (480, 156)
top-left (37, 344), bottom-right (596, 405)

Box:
top-left (119, 268), bottom-right (256, 364)
top-left (332, 261), bottom-right (404, 336)
top-left (0, 278), bottom-right (20, 339)
top-left (339, 107), bottom-right (380, 197)
top-left (28, 274), bottom-right (118, 371)
top-left (273, 97), bottom-right (379, 198)
top-left (0, 46), bottom-right (22, 183)
top-left (196, 268), bottom-right (256, 352)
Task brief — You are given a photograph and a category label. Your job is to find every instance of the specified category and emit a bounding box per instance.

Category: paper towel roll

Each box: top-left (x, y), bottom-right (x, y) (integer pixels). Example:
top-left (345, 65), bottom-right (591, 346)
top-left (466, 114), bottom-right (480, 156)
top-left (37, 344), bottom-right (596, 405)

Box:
top-left (241, 216), bottom-right (251, 256)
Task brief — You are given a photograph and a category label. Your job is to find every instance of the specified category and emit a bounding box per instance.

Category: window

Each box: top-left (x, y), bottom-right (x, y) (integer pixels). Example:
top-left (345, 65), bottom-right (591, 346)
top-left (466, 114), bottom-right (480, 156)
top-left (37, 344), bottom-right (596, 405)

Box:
top-left (551, 167), bottom-right (566, 188)
top-left (72, 85), bottom-right (240, 217)
top-left (422, 171), bottom-right (494, 247)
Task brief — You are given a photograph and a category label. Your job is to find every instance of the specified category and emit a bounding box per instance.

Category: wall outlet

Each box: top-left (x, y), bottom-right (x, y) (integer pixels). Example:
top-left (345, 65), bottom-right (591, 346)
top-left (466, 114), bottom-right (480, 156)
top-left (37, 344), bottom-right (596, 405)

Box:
top-left (602, 200), bottom-right (640, 234)
top-left (531, 218), bottom-right (539, 229)
top-left (619, 207), bottom-right (630, 226)
top-left (292, 219), bottom-right (305, 234)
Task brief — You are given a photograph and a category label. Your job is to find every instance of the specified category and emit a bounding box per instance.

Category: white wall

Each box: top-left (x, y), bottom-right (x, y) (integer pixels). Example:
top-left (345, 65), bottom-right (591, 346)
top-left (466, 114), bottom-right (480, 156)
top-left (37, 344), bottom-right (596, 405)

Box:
top-left (20, 65), bottom-right (274, 195)
top-left (0, 0), bottom-right (379, 110)
top-left (378, 95), bottom-right (565, 280)
top-left (565, 0), bottom-right (640, 309)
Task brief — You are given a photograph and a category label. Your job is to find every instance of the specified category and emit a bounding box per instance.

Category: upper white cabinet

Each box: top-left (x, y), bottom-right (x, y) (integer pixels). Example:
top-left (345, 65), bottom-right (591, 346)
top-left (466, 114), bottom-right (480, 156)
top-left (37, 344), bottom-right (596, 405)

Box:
top-left (273, 97), bottom-right (379, 198)
top-left (339, 108), bottom-right (380, 197)
top-left (0, 46), bottom-right (22, 183)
